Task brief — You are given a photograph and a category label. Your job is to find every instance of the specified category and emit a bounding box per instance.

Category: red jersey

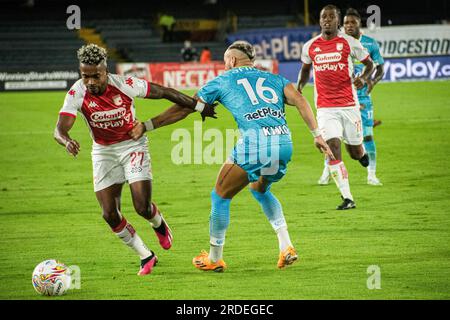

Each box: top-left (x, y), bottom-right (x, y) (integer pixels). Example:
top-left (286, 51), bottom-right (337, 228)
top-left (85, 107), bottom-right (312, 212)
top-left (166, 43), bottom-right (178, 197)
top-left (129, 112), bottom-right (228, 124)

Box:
top-left (301, 33), bottom-right (370, 109)
top-left (59, 74), bottom-right (151, 145)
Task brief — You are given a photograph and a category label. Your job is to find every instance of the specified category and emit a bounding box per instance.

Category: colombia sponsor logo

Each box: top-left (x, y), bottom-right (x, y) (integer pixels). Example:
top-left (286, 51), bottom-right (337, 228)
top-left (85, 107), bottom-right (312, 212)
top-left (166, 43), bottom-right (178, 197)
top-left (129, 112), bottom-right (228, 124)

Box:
top-left (90, 107), bottom-right (126, 122)
top-left (314, 52), bottom-right (342, 64)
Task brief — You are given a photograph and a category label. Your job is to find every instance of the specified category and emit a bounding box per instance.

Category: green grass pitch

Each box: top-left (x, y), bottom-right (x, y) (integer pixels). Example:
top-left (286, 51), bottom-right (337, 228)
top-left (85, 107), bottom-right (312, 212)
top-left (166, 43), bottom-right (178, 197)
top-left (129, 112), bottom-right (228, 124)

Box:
top-left (0, 81), bottom-right (449, 299)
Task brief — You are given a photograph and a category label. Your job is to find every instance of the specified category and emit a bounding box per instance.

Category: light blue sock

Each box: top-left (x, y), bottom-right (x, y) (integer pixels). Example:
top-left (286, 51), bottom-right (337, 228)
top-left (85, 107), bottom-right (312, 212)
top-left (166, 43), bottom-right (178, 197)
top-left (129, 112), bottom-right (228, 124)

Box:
top-left (250, 188), bottom-right (287, 231)
top-left (209, 190), bottom-right (231, 247)
top-left (364, 140), bottom-right (377, 173)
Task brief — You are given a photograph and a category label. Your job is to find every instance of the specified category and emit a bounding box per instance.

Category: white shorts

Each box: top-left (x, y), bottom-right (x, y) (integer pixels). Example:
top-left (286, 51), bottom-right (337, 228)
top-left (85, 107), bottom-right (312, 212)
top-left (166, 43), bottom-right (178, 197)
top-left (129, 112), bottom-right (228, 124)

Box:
top-left (91, 137), bottom-right (152, 192)
top-left (317, 107), bottom-right (363, 145)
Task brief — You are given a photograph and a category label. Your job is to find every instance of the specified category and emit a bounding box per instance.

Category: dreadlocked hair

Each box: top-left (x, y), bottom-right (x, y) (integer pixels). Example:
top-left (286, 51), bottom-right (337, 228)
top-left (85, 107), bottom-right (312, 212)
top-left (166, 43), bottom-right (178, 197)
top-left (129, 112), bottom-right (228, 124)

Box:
top-left (77, 44), bottom-right (108, 65)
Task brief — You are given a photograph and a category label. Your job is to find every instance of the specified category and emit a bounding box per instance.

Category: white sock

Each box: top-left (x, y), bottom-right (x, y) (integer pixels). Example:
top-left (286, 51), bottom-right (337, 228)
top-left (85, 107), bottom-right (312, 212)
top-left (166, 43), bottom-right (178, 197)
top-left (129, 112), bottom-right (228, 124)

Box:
top-left (323, 158), bottom-right (328, 173)
top-left (113, 218), bottom-right (153, 260)
top-left (149, 203), bottom-right (162, 228)
top-left (276, 226), bottom-right (293, 252)
top-left (209, 244), bottom-right (224, 262)
top-left (328, 160), bottom-right (353, 201)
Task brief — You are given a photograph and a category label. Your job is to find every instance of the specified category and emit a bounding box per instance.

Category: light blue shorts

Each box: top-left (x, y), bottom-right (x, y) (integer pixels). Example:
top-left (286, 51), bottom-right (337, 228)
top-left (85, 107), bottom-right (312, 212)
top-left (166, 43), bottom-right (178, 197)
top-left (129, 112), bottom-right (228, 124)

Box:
top-left (363, 125), bottom-right (374, 138)
top-left (359, 98), bottom-right (374, 128)
top-left (230, 140), bottom-right (293, 183)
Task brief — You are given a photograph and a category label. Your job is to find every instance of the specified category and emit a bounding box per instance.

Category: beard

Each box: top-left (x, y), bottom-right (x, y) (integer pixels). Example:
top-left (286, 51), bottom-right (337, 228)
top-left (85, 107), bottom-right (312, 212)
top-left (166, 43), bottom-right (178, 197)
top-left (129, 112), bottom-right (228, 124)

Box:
top-left (88, 83), bottom-right (106, 95)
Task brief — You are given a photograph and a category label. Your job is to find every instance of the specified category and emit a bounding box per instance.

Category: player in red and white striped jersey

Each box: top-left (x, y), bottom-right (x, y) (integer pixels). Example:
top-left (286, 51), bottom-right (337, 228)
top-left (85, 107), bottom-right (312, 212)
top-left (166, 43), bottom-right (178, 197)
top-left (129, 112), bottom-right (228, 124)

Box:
top-left (54, 44), bottom-right (216, 275)
top-left (297, 5), bottom-right (374, 210)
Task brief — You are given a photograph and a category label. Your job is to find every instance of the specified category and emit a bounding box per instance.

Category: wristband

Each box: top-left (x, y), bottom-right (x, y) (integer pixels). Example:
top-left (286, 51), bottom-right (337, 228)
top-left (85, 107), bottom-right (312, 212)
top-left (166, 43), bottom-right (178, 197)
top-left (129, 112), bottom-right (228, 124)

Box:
top-left (144, 119), bottom-right (154, 132)
top-left (311, 128), bottom-right (321, 138)
top-left (194, 101), bottom-right (205, 112)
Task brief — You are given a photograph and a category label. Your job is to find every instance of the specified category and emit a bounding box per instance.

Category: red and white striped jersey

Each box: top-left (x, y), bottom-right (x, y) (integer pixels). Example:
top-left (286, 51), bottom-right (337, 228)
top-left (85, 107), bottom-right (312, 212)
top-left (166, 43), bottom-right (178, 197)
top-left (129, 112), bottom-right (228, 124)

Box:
top-left (301, 33), bottom-right (370, 109)
top-left (59, 74), bottom-right (151, 145)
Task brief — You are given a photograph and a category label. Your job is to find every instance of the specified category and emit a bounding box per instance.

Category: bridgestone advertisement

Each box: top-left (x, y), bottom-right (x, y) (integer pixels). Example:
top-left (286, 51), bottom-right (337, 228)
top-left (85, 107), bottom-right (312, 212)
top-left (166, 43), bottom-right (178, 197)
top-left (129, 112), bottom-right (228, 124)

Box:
top-left (228, 25), bottom-right (450, 62)
top-left (362, 25), bottom-right (450, 58)
top-left (0, 71), bottom-right (79, 91)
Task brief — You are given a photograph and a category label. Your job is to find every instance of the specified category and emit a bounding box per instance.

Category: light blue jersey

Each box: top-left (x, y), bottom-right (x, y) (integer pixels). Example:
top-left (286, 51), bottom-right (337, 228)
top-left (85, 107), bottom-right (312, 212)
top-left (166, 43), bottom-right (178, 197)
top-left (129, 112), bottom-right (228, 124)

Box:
top-left (354, 34), bottom-right (384, 98)
top-left (198, 66), bottom-right (292, 142)
top-left (198, 66), bottom-right (293, 182)
top-left (353, 34), bottom-right (384, 129)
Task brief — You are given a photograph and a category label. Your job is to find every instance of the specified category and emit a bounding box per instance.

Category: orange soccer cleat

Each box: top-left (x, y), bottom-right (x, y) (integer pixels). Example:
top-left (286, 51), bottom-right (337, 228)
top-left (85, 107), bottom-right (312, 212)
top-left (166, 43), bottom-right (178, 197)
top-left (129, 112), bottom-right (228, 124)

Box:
top-left (192, 250), bottom-right (227, 272)
top-left (277, 246), bottom-right (299, 269)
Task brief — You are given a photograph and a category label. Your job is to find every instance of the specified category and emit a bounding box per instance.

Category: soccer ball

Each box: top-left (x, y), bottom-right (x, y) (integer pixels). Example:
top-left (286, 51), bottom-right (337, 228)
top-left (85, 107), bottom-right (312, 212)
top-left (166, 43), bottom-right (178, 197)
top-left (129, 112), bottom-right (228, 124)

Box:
top-left (32, 260), bottom-right (71, 296)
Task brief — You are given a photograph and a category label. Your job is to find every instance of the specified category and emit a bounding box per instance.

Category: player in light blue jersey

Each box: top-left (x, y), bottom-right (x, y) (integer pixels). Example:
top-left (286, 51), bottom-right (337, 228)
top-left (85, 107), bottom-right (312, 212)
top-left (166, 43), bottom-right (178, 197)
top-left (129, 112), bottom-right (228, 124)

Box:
top-left (192, 41), bottom-right (332, 271)
top-left (345, 8), bottom-right (385, 185)
top-left (129, 41), bottom-right (332, 271)
top-left (318, 8), bottom-right (385, 186)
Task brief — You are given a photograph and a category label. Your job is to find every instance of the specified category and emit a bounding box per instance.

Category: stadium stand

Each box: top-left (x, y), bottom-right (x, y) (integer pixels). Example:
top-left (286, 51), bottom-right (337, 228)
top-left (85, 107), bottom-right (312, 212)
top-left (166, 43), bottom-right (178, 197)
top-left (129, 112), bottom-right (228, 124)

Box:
top-left (0, 21), bottom-right (84, 72)
top-left (237, 15), bottom-right (298, 31)
top-left (81, 17), bottom-right (227, 62)
top-left (0, 0), bottom-right (448, 74)
top-left (0, 1), bottom-right (227, 72)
